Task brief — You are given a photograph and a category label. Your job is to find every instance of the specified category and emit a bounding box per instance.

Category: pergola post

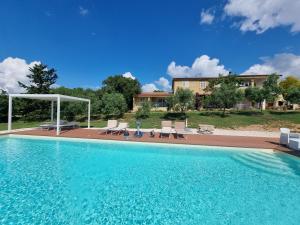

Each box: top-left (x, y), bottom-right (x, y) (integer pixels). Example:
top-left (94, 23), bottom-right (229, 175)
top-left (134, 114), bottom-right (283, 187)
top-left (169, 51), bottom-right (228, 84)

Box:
top-left (56, 96), bottom-right (60, 135)
top-left (8, 95), bottom-right (12, 131)
top-left (88, 100), bottom-right (91, 129)
top-left (51, 101), bottom-right (54, 122)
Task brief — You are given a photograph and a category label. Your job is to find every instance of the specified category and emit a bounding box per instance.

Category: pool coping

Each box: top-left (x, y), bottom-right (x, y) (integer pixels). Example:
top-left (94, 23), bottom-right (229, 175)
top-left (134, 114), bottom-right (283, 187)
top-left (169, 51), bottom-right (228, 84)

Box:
top-left (2, 134), bottom-right (276, 153)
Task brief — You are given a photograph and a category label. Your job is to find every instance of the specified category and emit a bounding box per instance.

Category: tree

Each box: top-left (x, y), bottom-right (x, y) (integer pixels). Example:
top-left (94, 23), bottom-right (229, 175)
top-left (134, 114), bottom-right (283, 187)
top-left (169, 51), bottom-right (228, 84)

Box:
top-left (205, 75), bottom-right (243, 115)
top-left (279, 76), bottom-right (300, 105)
top-left (102, 75), bottom-right (141, 110)
top-left (51, 86), bottom-right (103, 119)
top-left (285, 87), bottom-right (300, 104)
top-left (135, 101), bottom-right (151, 119)
top-left (0, 89), bottom-right (8, 122)
top-left (245, 87), bottom-right (265, 111)
top-left (165, 95), bottom-right (176, 111)
top-left (262, 73), bottom-right (281, 103)
top-left (18, 63), bottom-right (58, 120)
top-left (173, 88), bottom-right (195, 112)
top-left (101, 93), bottom-right (127, 118)
top-left (19, 63), bottom-right (57, 94)
top-left (195, 93), bottom-right (202, 110)
top-left (279, 76), bottom-right (300, 90)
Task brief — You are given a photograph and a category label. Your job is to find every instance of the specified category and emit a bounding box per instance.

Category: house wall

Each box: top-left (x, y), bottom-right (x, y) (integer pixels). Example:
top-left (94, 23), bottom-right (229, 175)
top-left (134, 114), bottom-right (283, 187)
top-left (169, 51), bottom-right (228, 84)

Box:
top-left (133, 96), bottom-right (168, 112)
top-left (173, 80), bottom-right (208, 94)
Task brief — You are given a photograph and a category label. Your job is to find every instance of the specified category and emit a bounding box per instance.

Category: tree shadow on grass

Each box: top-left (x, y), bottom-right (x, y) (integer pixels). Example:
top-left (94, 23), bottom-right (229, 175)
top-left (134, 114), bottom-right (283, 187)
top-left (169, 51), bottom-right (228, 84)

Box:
top-left (199, 110), bottom-right (264, 117)
top-left (198, 111), bottom-right (229, 118)
top-left (161, 112), bottom-right (187, 120)
top-left (230, 111), bottom-right (264, 116)
top-left (269, 111), bottom-right (300, 115)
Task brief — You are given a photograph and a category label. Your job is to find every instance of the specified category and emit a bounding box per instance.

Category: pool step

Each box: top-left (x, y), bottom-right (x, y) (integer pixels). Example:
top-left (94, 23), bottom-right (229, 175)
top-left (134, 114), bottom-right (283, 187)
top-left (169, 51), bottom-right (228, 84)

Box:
top-left (232, 152), bottom-right (296, 178)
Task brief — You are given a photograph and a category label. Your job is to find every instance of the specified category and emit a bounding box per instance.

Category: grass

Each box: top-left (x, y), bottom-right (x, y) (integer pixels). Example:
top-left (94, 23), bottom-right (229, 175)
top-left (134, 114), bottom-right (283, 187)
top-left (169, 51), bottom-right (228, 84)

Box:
top-left (1, 110), bottom-right (300, 131)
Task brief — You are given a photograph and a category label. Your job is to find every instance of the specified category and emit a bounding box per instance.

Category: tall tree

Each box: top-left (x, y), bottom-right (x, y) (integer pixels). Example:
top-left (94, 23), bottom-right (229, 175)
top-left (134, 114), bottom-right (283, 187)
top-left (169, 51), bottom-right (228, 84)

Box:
top-left (101, 75), bottom-right (141, 110)
top-left (18, 63), bottom-right (57, 94)
top-left (18, 63), bottom-right (58, 120)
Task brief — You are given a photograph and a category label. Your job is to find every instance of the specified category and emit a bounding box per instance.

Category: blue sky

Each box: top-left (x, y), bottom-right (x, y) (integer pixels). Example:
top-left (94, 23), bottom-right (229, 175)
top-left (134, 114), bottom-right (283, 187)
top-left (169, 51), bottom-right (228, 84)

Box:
top-left (0, 0), bottom-right (300, 93)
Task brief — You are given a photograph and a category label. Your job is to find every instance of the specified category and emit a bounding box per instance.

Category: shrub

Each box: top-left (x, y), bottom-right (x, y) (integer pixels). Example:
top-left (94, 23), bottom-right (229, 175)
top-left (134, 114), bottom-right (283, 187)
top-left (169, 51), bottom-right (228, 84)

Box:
top-left (135, 101), bottom-right (151, 119)
top-left (101, 93), bottom-right (127, 118)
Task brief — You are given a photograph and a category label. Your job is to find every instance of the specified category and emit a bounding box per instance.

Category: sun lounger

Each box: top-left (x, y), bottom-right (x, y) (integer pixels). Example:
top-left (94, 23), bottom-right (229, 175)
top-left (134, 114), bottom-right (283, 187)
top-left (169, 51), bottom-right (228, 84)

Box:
top-left (40, 120), bottom-right (67, 130)
top-left (61, 122), bottom-right (79, 129)
top-left (174, 121), bottom-right (192, 139)
top-left (289, 138), bottom-right (300, 151)
top-left (48, 121), bottom-right (79, 130)
top-left (160, 120), bottom-right (173, 138)
top-left (198, 124), bottom-right (215, 134)
top-left (280, 128), bottom-right (290, 145)
top-left (101, 120), bottom-right (118, 134)
top-left (110, 122), bottom-right (128, 135)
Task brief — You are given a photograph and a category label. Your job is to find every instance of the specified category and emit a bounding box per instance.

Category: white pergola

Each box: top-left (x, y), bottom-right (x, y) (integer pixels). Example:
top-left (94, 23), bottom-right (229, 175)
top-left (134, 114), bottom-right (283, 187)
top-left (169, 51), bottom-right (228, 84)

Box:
top-left (8, 94), bottom-right (91, 135)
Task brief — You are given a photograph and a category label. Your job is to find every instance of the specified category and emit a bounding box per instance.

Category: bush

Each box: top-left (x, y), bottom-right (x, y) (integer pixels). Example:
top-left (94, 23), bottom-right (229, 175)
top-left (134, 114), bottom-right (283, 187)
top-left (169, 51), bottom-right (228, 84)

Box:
top-left (135, 102), bottom-right (151, 119)
top-left (0, 91), bottom-right (8, 122)
top-left (101, 93), bottom-right (127, 118)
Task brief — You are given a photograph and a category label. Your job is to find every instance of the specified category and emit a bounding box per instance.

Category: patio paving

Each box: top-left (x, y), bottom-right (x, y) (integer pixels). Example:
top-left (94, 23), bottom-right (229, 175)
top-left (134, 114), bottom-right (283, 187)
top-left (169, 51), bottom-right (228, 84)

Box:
top-left (11, 128), bottom-right (299, 157)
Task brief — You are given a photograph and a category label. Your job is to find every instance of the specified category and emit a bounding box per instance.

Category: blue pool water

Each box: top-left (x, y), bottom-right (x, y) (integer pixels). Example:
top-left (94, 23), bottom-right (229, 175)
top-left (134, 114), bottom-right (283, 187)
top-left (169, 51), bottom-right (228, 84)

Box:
top-left (1, 135), bottom-right (300, 224)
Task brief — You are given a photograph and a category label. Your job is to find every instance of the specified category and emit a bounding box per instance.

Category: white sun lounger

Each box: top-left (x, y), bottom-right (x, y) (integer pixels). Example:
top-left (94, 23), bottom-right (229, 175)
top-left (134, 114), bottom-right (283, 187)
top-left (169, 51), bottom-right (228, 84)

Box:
top-left (289, 137), bottom-right (300, 151)
top-left (280, 128), bottom-right (290, 145)
top-left (102, 120), bottom-right (118, 134)
top-left (160, 120), bottom-right (173, 138)
top-left (174, 121), bottom-right (192, 139)
top-left (280, 128), bottom-right (300, 147)
top-left (110, 122), bottom-right (128, 135)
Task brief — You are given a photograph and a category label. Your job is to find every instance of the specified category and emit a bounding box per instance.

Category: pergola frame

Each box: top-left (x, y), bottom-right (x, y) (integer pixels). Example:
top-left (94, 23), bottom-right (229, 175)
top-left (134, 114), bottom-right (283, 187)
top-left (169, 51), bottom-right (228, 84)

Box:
top-left (8, 94), bottom-right (91, 135)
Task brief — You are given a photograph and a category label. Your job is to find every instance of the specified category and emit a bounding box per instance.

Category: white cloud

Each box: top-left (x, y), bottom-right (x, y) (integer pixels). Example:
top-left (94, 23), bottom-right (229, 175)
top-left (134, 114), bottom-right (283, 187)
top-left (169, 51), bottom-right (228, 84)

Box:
top-left (79, 6), bottom-right (89, 16)
top-left (155, 77), bottom-right (171, 91)
top-left (243, 53), bottom-right (300, 78)
top-left (200, 10), bottom-right (215, 25)
top-left (142, 83), bottom-right (158, 92)
top-left (224, 0), bottom-right (300, 33)
top-left (122, 72), bottom-right (136, 80)
top-left (141, 77), bottom-right (172, 93)
top-left (0, 57), bottom-right (40, 94)
top-left (167, 55), bottom-right (229, 78)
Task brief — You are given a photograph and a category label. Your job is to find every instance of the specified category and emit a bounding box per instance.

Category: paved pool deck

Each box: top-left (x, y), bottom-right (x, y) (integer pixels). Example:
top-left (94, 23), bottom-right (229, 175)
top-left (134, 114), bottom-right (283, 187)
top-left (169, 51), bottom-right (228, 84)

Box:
top-left (10, 128), bottom-right (299, 157)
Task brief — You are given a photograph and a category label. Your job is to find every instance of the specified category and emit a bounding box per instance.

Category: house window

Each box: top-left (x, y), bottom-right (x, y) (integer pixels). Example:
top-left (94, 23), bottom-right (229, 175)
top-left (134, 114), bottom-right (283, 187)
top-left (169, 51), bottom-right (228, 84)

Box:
top-left (182, 81), bottom-right (189, 88)
top-left (240, 81), bottom-right (251, 87)
top-left (200, 81), bottom-right (207, 89)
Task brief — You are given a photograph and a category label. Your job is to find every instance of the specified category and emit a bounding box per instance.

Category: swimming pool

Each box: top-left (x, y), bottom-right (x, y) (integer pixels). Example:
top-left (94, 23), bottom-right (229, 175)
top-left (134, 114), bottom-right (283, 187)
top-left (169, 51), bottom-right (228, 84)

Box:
top-left (1, 135), bottom-right (300, 224)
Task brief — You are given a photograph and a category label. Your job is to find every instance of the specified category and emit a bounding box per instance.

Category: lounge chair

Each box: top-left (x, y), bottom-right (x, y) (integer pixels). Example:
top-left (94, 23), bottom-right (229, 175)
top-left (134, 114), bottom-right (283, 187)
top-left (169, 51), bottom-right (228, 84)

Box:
top-left (198, 124), bottom-right (215, 134)
top-left (280, 128), bottom-right (300, 147)
top-left (62, 121), bottom-right (79, 129)
top-left (40, 120), bottom-right (67, 130)
top-left (110, 122), bottom-right (128, 135)
top-left (280, 128), bottom-right (290, 145)
top-left (289, 136), bottom-right (300, 151)
top-left (160, 120), bottom-right (173, 138)
top-left (102, 120), bottom-right (118, 134)
top-left (52, 121), bottom-right (79, 130)
top-left (174, 121), bottom-right (192, 139)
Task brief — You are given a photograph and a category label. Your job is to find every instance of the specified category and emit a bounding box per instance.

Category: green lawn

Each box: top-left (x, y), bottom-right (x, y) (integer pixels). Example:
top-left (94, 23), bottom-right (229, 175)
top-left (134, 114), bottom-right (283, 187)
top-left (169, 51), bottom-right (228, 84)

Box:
top-left (1, 110), bottom-right (300, 131)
